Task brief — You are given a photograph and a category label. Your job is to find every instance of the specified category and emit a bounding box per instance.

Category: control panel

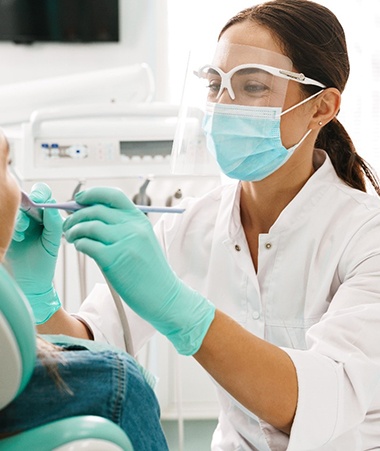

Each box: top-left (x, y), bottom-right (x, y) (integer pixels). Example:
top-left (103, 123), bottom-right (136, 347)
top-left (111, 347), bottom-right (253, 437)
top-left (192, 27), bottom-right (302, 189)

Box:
top-left (35, 138), bottom-right (173, 168)
top-left (5, 104), bottom-right (210, 180)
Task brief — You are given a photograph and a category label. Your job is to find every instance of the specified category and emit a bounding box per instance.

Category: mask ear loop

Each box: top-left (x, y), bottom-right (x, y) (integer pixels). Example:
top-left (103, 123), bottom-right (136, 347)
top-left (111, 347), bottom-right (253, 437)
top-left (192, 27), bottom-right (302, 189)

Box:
top-left (280, 89), bottom-right (325, 116)
top-left (280, 89), bottom-right (325, 153)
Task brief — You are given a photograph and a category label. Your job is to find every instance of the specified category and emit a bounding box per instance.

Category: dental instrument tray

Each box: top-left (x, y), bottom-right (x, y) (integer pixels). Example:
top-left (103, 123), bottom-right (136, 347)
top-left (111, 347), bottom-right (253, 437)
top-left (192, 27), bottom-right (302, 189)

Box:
top-left (5, 103), bottom-right (204, 181)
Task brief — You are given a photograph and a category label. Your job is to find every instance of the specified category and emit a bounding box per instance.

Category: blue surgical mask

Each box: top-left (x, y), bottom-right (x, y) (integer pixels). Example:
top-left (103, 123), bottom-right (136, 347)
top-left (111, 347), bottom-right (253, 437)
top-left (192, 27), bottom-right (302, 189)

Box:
top-left (202, 92), bottom-right (321, 181)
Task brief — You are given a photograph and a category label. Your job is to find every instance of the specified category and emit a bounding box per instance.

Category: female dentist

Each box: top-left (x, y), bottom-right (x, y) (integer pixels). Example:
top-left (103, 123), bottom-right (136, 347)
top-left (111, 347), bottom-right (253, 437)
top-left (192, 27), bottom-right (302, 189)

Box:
top-left (8, 1), bottom-right (380, 449)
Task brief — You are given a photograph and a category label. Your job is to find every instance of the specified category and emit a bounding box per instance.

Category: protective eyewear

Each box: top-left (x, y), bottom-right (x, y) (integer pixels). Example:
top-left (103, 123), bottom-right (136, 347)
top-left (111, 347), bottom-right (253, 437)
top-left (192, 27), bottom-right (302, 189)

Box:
top-left (194, 63), bottom-right (326, 106)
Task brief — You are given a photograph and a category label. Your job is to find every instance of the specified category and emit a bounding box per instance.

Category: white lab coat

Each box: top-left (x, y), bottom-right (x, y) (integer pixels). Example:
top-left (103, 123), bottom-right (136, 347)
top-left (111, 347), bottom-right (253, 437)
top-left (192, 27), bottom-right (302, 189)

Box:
top-left (76, 149), bottom-right (380, 450)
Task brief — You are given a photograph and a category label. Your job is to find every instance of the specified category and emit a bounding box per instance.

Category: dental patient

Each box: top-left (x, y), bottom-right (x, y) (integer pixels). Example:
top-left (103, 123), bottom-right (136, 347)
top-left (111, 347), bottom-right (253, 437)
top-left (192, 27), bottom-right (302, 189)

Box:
top-left (0, 131), bottom-right (168, 451)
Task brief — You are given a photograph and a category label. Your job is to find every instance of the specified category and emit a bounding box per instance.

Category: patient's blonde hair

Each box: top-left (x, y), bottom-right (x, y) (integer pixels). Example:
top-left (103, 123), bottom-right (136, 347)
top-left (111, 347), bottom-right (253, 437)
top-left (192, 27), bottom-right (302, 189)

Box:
top-left (36, 336), bottom-right (73, 395)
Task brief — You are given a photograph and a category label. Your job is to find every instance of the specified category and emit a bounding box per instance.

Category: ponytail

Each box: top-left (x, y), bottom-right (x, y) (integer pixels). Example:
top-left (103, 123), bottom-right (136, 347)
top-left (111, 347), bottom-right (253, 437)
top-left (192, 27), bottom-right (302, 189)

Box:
top-left (316, 119), bottom-right (380, 196)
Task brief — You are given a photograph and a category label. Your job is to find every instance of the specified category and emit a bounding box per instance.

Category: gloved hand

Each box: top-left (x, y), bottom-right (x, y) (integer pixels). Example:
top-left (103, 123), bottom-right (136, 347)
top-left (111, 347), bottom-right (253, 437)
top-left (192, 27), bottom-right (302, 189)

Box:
top-left (63, 187), bottom-right (215, 355)
top-left (6, 183), bottom-right (63, 324)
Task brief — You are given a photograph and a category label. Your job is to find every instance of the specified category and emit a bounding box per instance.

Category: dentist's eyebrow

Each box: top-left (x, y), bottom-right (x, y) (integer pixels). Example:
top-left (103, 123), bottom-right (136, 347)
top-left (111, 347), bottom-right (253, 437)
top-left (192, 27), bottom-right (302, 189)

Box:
top-left (234, 67), bottom-right (270, 76)
top-left (205, 68), bottom-right (220, 76)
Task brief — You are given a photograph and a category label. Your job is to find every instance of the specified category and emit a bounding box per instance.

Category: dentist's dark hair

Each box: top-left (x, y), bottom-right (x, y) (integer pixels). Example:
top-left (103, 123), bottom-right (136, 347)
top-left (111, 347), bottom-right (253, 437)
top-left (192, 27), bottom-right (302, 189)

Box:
top-left (219, 0), bottom-right (380, 195)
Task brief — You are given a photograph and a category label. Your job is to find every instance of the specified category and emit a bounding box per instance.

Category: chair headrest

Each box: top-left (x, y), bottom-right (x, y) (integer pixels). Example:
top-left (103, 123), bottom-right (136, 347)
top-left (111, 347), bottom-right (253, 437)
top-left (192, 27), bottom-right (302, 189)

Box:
top-left (0, 264), bottom-right (36, 409)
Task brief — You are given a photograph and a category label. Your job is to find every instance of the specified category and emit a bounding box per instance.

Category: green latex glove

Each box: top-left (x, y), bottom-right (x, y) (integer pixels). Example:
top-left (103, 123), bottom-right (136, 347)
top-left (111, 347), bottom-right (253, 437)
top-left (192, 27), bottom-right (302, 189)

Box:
top-left (6, 183), bottom-right (63, 324)
top-left (63, 187), bottom-right (215, 355)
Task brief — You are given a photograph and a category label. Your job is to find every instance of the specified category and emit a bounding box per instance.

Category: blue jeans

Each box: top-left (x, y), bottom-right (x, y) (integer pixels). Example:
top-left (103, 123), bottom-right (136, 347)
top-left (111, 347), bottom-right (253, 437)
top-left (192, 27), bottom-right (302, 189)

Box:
top-left (0, 338), bottom-right (168, 451)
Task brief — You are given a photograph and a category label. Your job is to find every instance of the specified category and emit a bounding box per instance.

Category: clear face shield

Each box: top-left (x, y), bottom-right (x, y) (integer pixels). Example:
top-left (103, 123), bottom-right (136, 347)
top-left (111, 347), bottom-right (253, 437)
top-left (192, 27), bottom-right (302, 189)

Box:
top-left (170, 42), bottom-right (324, 175)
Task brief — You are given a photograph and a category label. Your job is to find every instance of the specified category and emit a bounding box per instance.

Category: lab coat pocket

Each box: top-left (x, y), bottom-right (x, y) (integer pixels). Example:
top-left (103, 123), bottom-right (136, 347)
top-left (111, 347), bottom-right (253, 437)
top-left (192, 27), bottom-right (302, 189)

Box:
top-left (267, 317), bottom-right (321, 350)
top-left (283, 317), bottom-right (322, 349)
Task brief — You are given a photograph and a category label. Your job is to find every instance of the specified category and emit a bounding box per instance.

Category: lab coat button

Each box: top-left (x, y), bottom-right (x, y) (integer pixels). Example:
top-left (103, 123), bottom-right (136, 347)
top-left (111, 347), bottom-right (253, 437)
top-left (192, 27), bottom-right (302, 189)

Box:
top-left (252, 310), bottom-right (260, 320)
top-left (235, 244), bottom-right (241, 252)
top-left (265, 242), bottom-right (272, 249)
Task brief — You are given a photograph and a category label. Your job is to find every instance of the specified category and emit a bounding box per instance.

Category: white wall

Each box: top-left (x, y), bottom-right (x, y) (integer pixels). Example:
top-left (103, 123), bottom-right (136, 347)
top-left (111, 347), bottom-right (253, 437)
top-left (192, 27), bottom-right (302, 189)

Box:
top-left (167, 0), bottom-right (255, 104)
top-left (0, 0), bottom-right (169, 101)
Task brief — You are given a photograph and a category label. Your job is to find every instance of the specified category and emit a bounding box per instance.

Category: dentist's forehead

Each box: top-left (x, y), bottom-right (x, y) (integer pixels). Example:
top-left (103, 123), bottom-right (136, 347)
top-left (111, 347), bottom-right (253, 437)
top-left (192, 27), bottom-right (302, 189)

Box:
top-left (212, 42), bottom-right (293, 72)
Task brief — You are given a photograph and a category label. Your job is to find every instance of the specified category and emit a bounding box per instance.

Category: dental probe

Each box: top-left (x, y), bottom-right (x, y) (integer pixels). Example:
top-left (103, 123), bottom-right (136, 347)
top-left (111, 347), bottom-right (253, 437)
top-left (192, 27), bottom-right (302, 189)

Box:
top-left (20, 190), bottom-right (185, 223)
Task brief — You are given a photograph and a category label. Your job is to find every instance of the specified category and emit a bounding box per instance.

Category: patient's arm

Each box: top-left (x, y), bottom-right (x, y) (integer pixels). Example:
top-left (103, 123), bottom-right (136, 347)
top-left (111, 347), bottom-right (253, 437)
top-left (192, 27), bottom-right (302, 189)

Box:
top-left (37, 308), bottom-right (93, 340)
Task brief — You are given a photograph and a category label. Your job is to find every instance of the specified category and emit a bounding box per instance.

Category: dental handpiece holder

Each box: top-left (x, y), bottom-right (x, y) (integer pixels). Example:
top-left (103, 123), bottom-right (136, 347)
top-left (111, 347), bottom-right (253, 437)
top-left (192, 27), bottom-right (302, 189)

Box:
top-left (133, 177), bottom-right (152, 206)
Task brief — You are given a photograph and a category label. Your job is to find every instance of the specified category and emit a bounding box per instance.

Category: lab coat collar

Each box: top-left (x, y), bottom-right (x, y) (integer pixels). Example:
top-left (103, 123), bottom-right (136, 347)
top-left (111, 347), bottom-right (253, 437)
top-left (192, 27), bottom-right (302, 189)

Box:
top-left (269, 148), bottom-right (336, 233)
top-left (225, 148), bottom-right (338, 240)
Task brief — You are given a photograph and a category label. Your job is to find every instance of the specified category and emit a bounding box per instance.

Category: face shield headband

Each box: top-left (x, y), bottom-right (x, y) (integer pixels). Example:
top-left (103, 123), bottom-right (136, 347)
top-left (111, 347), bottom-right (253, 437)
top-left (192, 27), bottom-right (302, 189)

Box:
top-left (195, 42), bottom-right (326, 109)
top-left (194, 63), bottom-right (326, 105)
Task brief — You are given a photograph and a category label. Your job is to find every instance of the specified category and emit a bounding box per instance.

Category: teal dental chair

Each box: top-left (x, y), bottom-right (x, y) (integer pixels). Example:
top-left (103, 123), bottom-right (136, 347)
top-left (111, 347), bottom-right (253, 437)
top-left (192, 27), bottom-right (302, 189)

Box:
top-left (0, 264), bottom-right (133, 451)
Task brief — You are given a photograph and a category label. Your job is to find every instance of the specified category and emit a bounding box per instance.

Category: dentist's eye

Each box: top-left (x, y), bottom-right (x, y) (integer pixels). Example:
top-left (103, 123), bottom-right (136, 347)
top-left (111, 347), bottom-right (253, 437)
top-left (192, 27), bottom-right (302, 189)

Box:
top-left (207, 82), bottom-right (221, 92)
top-left (206, 80), bottom-right (221, 99)
top-left (243, 81), bottom-right (269, 95)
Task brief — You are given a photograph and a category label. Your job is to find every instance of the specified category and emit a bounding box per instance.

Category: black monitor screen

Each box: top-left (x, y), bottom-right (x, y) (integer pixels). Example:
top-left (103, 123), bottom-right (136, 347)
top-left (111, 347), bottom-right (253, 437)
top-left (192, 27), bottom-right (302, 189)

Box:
top-left (0, 0), bottom-right (119, 44)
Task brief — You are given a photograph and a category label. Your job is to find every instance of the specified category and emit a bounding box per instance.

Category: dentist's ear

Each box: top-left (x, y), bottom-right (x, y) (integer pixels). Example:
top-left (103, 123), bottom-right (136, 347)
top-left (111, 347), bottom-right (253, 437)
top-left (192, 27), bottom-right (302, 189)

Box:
top-left (310, 87), bottom-right (341, 129)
